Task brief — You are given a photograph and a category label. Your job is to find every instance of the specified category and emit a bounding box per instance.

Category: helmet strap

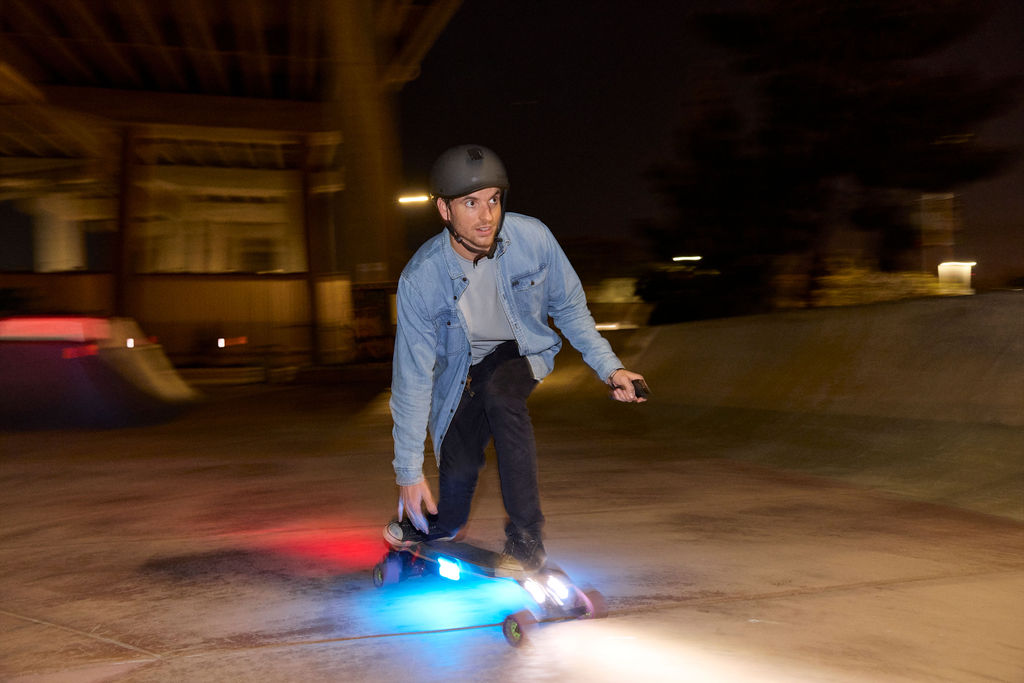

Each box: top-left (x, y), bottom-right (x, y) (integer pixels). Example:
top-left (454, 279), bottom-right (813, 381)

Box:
top-left (443, 196), bottom-right (507, 264)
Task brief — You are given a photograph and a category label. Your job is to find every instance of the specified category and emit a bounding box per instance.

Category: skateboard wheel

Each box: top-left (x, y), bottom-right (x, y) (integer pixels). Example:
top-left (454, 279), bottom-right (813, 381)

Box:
top-left (502, 610), bottom-right (536, 648)
top-left (371, 563), bottom-right (386, 587)
top-left (580, 589), bottom-right (608, 619)
top-left (371, 557), bottom-right (401, 587)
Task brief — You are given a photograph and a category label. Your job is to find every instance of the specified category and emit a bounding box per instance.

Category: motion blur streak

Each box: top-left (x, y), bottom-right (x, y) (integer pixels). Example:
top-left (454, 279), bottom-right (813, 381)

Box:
top-left (221, 521), bottom-right (535, 638)
top-left (221, 522), bottom-right (384, 575)
top-left (382, 576), bottom-right (527, 631)
top-left (525, 620), bottom-right (822, 682)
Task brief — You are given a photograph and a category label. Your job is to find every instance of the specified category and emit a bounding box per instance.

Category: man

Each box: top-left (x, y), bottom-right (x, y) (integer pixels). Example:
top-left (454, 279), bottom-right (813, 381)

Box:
top-left (385, 144), bottom-right (647, 570)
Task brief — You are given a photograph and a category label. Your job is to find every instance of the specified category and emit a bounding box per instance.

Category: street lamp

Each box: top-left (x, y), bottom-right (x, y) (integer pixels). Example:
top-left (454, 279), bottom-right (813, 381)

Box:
top-left (397, 194), bottom-right (430, 204)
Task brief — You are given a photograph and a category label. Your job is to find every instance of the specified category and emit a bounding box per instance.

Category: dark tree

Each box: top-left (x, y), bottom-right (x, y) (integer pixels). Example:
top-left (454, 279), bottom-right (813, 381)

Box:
top-left (645, 0), bottom-right (1018, 313)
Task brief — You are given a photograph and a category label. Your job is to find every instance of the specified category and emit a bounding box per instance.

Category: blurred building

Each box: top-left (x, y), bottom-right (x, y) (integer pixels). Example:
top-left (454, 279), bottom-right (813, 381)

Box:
top-left (0, 0), bottom-right (460, 364)
top-left (918, 192), bottom-right (958, 274)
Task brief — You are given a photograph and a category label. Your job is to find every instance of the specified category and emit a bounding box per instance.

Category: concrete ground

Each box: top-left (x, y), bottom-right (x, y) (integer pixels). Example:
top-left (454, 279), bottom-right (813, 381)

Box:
top-left (1, 293), bottom-right (1022, 682)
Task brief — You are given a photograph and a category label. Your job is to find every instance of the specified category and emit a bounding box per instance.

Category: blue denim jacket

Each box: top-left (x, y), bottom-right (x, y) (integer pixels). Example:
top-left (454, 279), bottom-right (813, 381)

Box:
top-left (390, 212), bottom-right (624, 485)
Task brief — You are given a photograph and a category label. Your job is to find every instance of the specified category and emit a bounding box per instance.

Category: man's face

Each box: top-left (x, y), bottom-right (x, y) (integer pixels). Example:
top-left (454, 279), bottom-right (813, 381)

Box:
top-left (438, 187), bottom-right (502, 257)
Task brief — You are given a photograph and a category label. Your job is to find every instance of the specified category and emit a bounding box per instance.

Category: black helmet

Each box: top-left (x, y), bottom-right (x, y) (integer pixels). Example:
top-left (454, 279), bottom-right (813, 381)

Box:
top-left (429, 144), bottom-right (509, 199)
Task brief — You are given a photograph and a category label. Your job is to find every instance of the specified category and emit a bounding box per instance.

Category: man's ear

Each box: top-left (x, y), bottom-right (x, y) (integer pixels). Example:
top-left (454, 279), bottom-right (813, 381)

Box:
top-left (436, 198), bottom-right (450, 222)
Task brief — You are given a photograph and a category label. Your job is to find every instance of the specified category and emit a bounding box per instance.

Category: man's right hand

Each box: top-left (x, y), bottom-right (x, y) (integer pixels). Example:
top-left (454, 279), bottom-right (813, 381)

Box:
top-left (398, 480), bottom-right (438, 534)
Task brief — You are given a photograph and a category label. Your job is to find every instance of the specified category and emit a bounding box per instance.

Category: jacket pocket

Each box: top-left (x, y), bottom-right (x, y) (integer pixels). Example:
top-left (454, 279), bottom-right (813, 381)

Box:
top-left (510, 265), bottom-right (547, 313)
top-left (510, 265), bottom-right (547, 292)
top-left (434, 311), bottom-right (466, 357)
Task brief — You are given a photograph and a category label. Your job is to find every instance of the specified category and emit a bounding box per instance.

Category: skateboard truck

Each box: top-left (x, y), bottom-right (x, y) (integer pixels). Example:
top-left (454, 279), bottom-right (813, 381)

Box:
top-left (502, 580), bottom-right (607, 648)
top-left (521, 573), bottom-right (571, 606)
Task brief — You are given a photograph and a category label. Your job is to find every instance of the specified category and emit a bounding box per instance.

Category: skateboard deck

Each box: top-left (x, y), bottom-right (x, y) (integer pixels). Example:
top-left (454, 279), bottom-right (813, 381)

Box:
top-left (413, 539), bottom-right (518, 579)
top-left (373, 538), bottom-right (607, 646)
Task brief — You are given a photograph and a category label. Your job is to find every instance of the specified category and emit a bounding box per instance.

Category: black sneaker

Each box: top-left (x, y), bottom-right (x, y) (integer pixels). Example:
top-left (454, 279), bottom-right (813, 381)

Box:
top-left (383, 514), bottom-right (455, 549)
top-left (498, 532), bottom-right (547, 572)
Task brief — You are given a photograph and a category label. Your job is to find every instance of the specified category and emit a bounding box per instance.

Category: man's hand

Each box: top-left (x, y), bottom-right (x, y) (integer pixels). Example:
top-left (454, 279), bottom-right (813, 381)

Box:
top-left (398, 480), bottom-right (438, 533)
top-left (607, 368), bottom-right (649, 403)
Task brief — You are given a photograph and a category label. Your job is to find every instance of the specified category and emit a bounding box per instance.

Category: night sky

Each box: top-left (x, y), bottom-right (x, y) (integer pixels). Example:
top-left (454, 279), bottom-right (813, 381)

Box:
top-left (398, 0), bottom-right (1024, 287)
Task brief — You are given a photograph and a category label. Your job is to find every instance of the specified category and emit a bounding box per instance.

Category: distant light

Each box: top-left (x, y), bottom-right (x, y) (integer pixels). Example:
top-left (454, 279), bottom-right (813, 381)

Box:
top-left (217, 336), bottom-right (248, 348)
top-left (937, 261), bottom-right (977, 294)
top-left (0, 316), bottom-right (109, 342)
top-left (437, 557), bottom-right (461, 581)
top-left (397, 194), bottom-right (430, 204)
top-left (61, 344), bottom-right (99, 360)
top-left (126, 338), bottom-right (135, 349)
top-left (672, 255), bottom-right (702, 262)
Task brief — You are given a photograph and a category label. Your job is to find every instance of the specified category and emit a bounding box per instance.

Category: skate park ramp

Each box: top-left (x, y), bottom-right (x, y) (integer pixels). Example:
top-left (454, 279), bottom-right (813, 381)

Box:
top-left (532, 290), bottom-right (1024, 520)
top-left (0, 316), bottom-right (200, 428)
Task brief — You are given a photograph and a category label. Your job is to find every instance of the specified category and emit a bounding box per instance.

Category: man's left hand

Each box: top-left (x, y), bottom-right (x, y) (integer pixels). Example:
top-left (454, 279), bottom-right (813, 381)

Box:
top-left (608, 369), bottom-right (649, 403)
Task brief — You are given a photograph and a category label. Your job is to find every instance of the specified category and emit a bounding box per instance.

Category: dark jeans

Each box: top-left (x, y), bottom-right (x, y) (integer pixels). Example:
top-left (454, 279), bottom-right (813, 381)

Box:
top-left (437, 341), bottom-right (544, 540)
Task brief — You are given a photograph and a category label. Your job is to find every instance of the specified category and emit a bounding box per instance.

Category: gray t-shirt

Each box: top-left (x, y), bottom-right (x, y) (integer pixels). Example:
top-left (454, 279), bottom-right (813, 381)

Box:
top-left (455, 251), bottom-right (515, 364)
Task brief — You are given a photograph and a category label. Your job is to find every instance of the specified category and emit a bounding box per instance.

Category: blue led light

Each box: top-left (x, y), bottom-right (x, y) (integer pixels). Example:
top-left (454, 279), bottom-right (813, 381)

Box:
top-left (438, 556), bottom-right (461, 581)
